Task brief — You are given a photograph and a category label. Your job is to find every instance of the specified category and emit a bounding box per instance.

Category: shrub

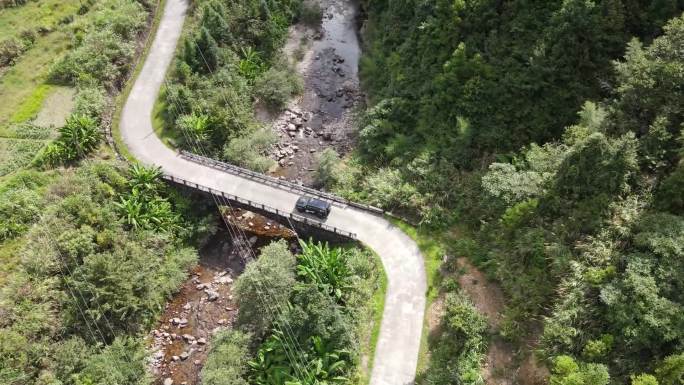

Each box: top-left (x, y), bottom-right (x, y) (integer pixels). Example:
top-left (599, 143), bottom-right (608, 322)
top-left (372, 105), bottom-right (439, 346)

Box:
top-left (0, 0), bottom-right (29, 8)
top-left (631, 374), bottom-right (659, 385)
top-left (91, 0), bottom-right (146, 40)
top-left (0, 38), bottom-right (25, 67)
top-left (364, 168), bottom-right (418, 210)
top-left (656, 353), bottom-right (684, 385)
top-left (201, 330), bottom-right (251, 385)
top-left (0, 188), bottom-right (44, 241)
top-left (500, 198), bottom-right (539, 229)
top-left (50, 29), bottom-right (136, 86)
top-left (423, 292), bottom-right (487, 385)
top-left (314, 148), bottom-right (340, 188)
top-left (67, 236), bottom-right (196, 338)
top-left (234, 240), bottom-right (296, 337)
top-left (253, 65), bottom-right (303, 111)
top-left (73, 86), bottom-right (108, 121)
top-left (33, 114), bottom-right (101, 166)
top-left (72, 337), bottom-right (150, 385)
top-left (549, 355), bottom-right (609, 385)
top-left (222, 128), bottom-right (276, 172)
top-left (299, 1), bottom-right (323, 28)
top-left (654, 165), bottom-right (684, 215)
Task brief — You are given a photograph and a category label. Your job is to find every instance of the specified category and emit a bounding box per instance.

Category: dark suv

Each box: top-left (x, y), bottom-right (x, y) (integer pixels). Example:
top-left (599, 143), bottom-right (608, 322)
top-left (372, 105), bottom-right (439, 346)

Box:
top-left (295, 196), bottom-right (331, 219)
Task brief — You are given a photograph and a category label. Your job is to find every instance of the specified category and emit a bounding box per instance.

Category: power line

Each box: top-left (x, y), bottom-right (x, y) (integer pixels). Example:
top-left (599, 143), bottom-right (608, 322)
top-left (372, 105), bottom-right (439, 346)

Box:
top-left (161, 69), bottom-right (315, 381)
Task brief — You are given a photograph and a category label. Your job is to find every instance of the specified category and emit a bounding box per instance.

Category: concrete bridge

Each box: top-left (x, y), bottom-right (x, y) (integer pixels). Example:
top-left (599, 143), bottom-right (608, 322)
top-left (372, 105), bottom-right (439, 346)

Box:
top-left (119, 0), bottom-right (426, 383)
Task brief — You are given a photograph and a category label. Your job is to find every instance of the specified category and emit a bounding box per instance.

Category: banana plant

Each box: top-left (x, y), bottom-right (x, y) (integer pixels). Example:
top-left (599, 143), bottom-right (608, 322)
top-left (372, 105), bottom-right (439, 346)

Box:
top-left (119, 163), bottom-right (180, 231)
top-left (115, 193), bottom-right (146, 229)
top-left (128, 163), bottom-right (163, 195)
top-left (307, 336), bottom-right (350, 384)
top-left (297, 240), bottom-right (352, 303)
top-left (57, 114), bottom-right (101, 160)
top-left (238, 46), bottom-right (264, 80)
top-left (178, 112), bottom-right (212, 145)
top-left (249, 330), bottom-right (351, 385)
top-left (248, 332), bottom-right (300, 385)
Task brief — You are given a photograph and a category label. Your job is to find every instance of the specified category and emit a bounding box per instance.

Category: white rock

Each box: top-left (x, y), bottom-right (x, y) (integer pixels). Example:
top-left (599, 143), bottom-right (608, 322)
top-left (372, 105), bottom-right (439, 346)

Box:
top-left (205, 290), bottom-right (219, 301)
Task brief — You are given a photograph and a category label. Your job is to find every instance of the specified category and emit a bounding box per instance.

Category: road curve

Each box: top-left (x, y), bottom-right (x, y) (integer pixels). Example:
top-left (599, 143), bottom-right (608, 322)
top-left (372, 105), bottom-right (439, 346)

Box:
top-left (120, 0), bottom-right (426, 383)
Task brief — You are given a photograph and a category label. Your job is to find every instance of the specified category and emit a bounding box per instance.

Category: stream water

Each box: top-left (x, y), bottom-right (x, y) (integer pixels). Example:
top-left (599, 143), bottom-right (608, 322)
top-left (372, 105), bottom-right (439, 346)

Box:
top-left (264, 0), bottom-right (364, 186)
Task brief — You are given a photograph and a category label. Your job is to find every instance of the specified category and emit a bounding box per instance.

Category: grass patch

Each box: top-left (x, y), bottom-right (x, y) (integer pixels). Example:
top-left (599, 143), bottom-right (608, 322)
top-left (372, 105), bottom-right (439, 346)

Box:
top-left (151, 87), bottom-right (181, 148)
top-left (10, 84), bottom-right (54, 123)
top-left (0, 138), bottom-right (48, 177)
top-left (390, 218), bottom-right (446, 301)
top-left (0, 0), bottom-right (88, 129)
top-left (0, 238), bottom-right (25, 287)
top-left (0, 31), bottom-right (70, 128)
top-left (111, 0), bottom-right (168, 161)
top-left (357, 249), bottom-right (388, 385)
top-left (0, 122), bottom-right (55, 140)
top-left (0, 0), bottom-right (80, 41)
top-left (32, 86), bottom-right (75, 128)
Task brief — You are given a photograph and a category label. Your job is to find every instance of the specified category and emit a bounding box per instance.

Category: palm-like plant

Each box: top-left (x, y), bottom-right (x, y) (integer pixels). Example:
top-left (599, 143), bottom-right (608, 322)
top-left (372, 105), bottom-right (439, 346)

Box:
top-left (178, 113), bottom-right (212, 145)
top-left (115, 193), bottom-right (145, 229)
top-left (248, 332), bottom-right (300, 385)
top-left (58, 114), bottom-right (101, 160)
top-left (248, 331), bottom-right (351, 385)
top-left (115, 165), bottom-right (177, 232)
top-left (128, 163), bottom-right (163, 194)
top-left (297, 241), bottom-right (352, 303)
top-left (307, 336), bottom-right (349, 384)
top-left (238, 46), bottom-right (263, 80)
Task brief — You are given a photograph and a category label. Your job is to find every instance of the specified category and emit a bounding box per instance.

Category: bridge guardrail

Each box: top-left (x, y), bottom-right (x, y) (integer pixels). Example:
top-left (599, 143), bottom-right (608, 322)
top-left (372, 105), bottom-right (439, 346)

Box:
top-left (178, 151), bottom-right (386, 215)
top-left (163, 174), bottom-right (358, 240)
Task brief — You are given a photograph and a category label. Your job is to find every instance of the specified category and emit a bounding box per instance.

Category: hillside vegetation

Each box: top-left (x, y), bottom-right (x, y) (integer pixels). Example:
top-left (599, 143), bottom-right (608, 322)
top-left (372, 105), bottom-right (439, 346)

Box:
top-left (200, 240), bottom-right (385, 385)
top-left (0, 1), bottom-right (212, 384)
top-left (156, 0), bottom-right (304, 171)
top-left (0, 0), bottom-right (154, 175)
top-left (317, 1), bottom-right (684, 384)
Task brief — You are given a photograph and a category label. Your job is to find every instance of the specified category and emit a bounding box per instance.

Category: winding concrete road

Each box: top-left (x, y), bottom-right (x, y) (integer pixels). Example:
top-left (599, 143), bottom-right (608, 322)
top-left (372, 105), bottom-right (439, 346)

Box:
top-left (120, 0), bottom-right (426, 383)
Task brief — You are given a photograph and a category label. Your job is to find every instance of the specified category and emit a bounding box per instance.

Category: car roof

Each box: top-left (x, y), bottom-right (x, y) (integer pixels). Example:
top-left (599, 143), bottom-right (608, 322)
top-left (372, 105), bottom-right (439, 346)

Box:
top-left (308, 197), bottom-right (330, 209)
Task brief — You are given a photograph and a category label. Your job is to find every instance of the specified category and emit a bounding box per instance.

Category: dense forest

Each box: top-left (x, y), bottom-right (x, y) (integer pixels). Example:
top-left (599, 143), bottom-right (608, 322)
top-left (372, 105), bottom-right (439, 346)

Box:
top-left (317, 0), bottom-right (684, 384)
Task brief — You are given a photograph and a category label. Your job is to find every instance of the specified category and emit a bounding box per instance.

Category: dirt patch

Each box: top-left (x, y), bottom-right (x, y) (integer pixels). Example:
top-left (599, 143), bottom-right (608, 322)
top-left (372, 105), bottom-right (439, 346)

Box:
top-left (262, 0), bottom-right (364, 186)
top-left (427, 294), bottom-right (446, 334)
top-left (32, 86), bottom-right (75, 128)
top-left (220, 206), bottom-right (297, 240)
top-left (454, 257), bottom-right (549, 385)
top-left (456, 257), bottom-right (505, 329)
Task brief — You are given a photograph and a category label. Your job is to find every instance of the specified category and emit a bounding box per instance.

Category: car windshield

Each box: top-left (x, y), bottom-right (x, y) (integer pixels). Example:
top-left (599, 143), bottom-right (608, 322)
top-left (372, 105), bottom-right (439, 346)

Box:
top-left (297, 197), bottom-right (310, 205)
